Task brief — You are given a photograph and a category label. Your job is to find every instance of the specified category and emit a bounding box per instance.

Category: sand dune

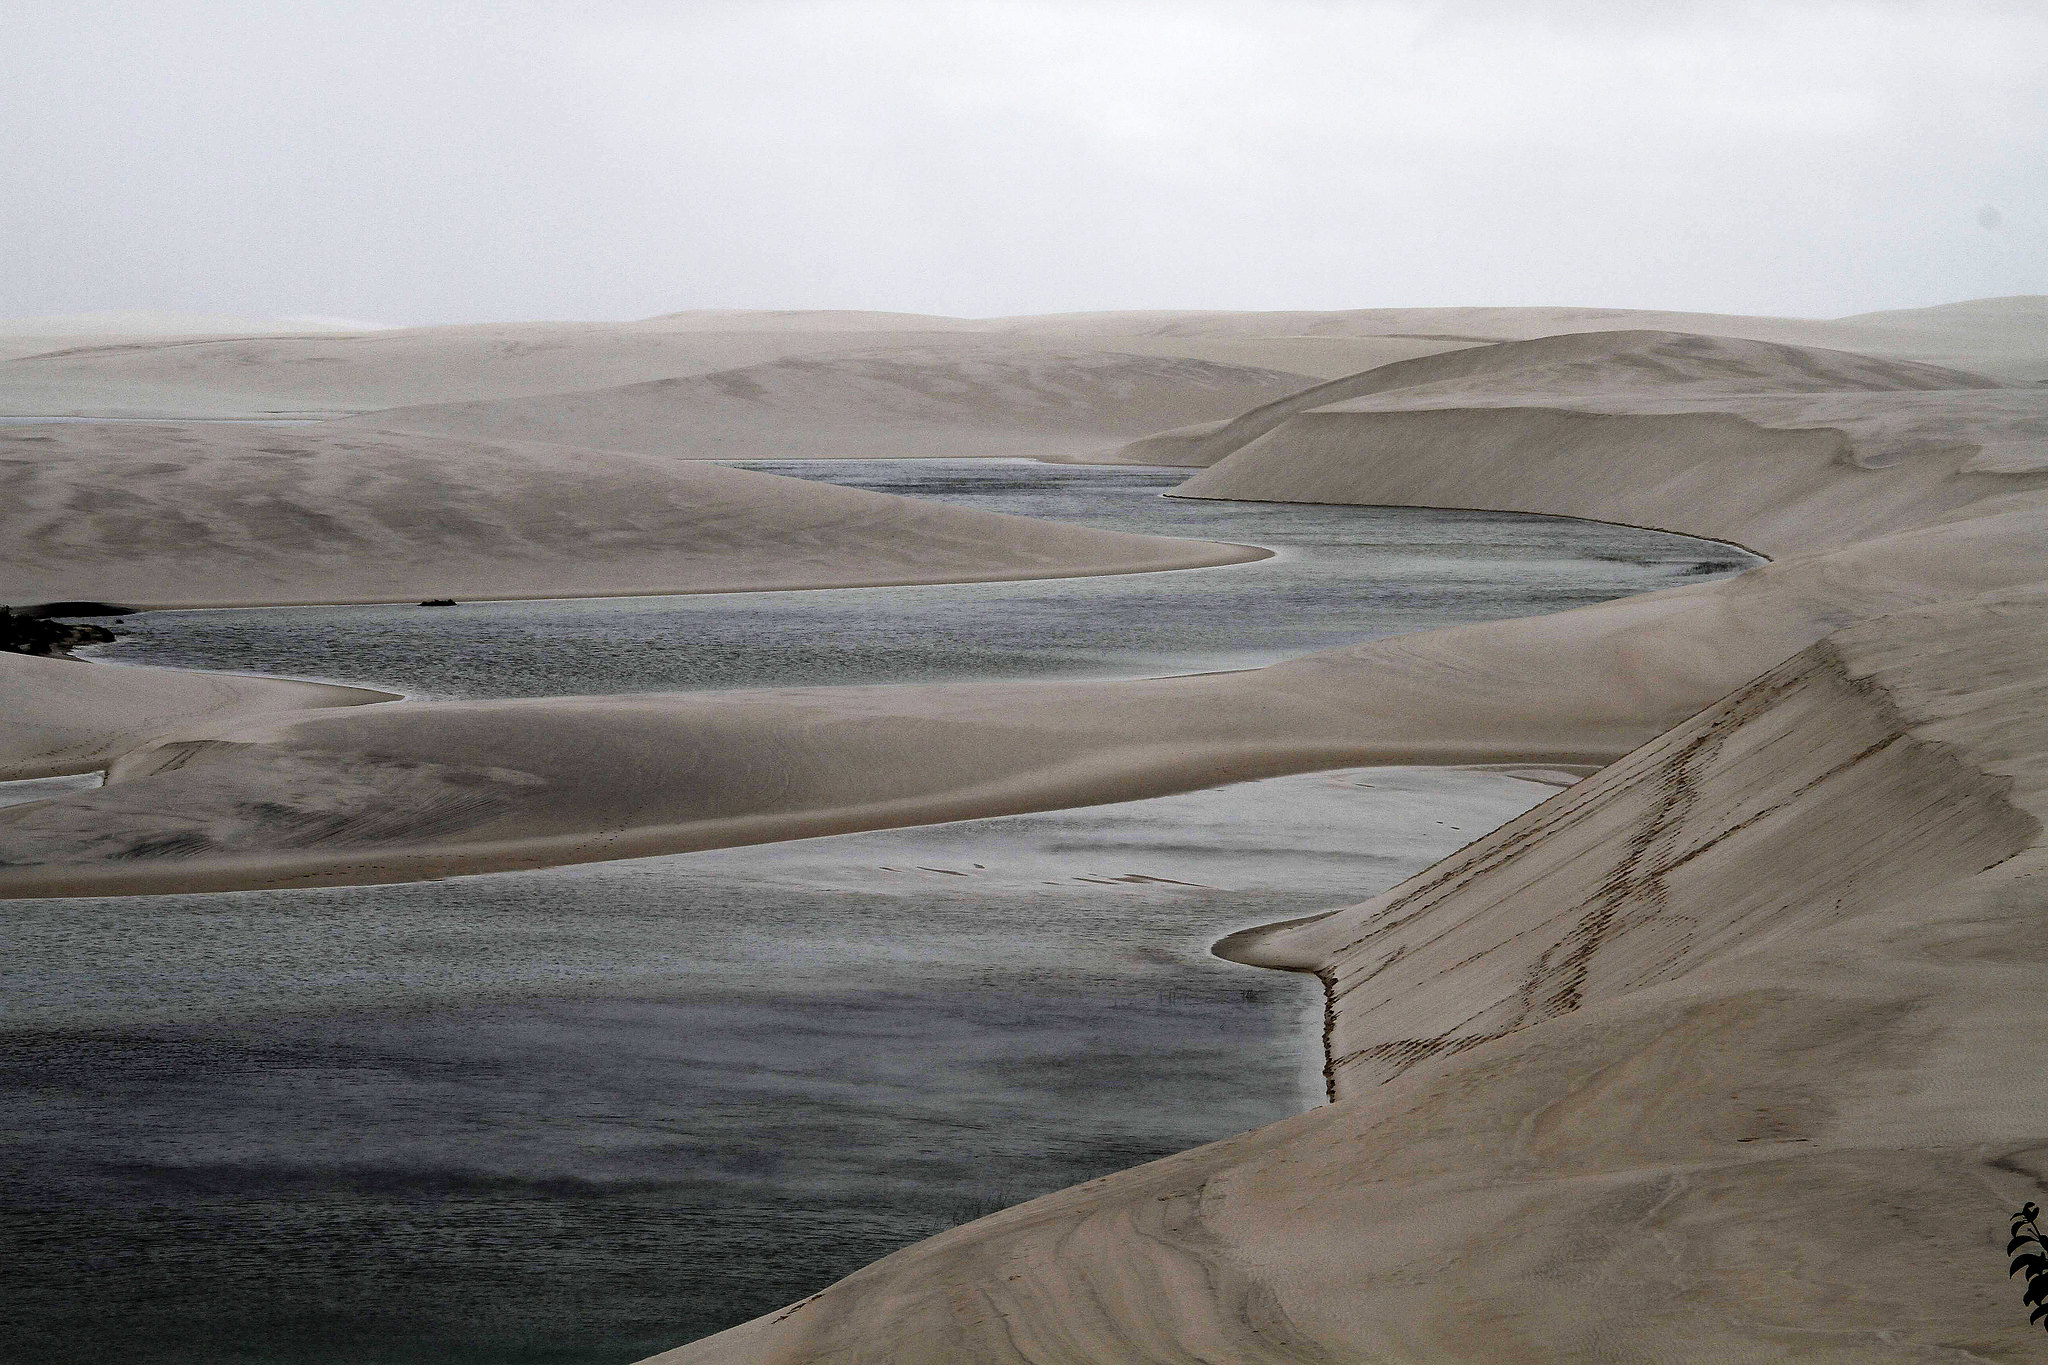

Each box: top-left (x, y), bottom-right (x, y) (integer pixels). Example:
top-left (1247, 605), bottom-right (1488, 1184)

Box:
top-left (654, 594), bottom-right (2048, 1364)
top-left (0, 420), bottom-right (1264, 609)
top-left (1183, 399), bottom-right (2048, 555)
top-left (0, 324), bottom-right (989, 418)
top-left (347, 347), bottom-right (1318, 460)
top-left (12, 297), bottom-right (2038, 424)
top-left (1113, 328), bottom-right (2003, 467)
top-left (998, 296), bottom-right (2048, 380)
top-left (5, 466), bottom-right (2042, 897)
top-left (6, 325), bottom-right (2044, 902)
top-left (10, 300), bottom-right (2048, 1358)
top-left (0, 310), bottom-right (381, 337)
top-left (0, 316), bottom-right (1446, 421)
top-left (0, 650), bottom-right (386, 781)
top-left (1164, 331), bottom-right (2048, 558)
top-left (636, 318), bottom-right (2048, 1361)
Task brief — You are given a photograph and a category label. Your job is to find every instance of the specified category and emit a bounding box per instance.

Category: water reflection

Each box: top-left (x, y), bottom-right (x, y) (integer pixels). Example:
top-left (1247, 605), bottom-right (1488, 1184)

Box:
top-left (79, 461), bottom-right (1752, 699)
top-left (8, 465), bottom-right (1751, 1362)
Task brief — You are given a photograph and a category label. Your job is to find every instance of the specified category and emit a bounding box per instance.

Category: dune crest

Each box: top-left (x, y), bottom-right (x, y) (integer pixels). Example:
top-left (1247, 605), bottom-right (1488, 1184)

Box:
top-left (623, 315), bottom-right (2048, 1362)
top-left (348, 347), bottom-right (1318, 460)
top-left (648, 590), bottom-right (2048, 1365)
top-left (0, 420), bottom-right (1264, 611)
top-left (1112, 328), bottom-right (2004, 468)
top-left (0, 650), bottom-right (386, 783)
top-left (9, 301), bottom-right (2048, 1360)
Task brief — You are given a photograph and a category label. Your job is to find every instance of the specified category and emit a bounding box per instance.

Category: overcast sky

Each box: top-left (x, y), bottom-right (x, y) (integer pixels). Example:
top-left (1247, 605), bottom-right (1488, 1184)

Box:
top-left (4, 0), bottom-right (2043, 325)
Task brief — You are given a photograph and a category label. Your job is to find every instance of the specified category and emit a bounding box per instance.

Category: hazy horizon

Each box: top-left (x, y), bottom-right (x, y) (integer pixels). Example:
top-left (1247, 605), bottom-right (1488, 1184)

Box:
top-left (6, 1), bottom-right (2044, 327)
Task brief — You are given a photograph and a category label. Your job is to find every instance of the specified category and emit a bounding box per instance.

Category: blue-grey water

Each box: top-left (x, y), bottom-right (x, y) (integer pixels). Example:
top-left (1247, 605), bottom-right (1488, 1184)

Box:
top-left (7, 461), bottom-right (1756, 1363)
top-left (77, 460), bottom-right (1750, 699)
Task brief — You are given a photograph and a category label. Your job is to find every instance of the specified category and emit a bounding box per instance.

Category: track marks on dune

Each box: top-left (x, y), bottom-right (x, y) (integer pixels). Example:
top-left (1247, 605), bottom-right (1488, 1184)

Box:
top-left (1312, 641), bottom-right (2037, 1097)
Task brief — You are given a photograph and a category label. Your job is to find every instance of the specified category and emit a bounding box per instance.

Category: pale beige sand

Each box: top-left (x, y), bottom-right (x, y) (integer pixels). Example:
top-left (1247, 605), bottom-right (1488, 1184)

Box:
top-left (651, 593), bottom-right (2048, 1363)
top-left (4, 470), bottom-right (2042, 898)
top-left (0, 325), bottom-right (987, 418)
top-left (0, 421), bottom-right (1264, 608)
top-left (998, 297), bottom-right (2048, 381)
top-left (15, 298), bottom-right (2038, 426)
top-left (1167, 331), bottom-right (2048, 561)
top-left (10, 303), bottom-right (2048, 1358)
top-left (0, 650), bottom-right (387, 781)
top-left (0, 318), bottom-right (1445, 423)
top-left (1124, 328), bottom-right (2008, 470)
top-left (630, 320), bottom-right (2048, 1361)
top-left (4, 327), bottom-right (2044, 899)
top-left (0, 311), bottom-right (377, 337)
top-left (348, 347), bottom-right (1318, 460)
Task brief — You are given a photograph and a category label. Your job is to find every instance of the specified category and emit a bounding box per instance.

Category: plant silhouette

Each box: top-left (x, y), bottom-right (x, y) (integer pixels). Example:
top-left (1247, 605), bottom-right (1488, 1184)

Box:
top-left (2009, 1202), bottom-right (2048, 1330)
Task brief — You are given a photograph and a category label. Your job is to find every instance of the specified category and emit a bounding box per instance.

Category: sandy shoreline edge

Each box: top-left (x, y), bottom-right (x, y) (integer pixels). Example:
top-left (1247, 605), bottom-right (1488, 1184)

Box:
top-left (8, 304), bottom-right (2048, 1360)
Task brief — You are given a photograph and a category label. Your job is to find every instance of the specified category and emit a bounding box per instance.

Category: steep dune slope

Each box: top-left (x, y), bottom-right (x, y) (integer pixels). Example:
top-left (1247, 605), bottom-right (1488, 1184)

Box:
top-left (655, 589), bottom-right (2048, 1364)
top-left (1234, 604), bottom-right (2040, 1098)
top-left (0, 421), bottom-right (1263, 609)
top-left (618, 319), bottom-right (2048, 1362)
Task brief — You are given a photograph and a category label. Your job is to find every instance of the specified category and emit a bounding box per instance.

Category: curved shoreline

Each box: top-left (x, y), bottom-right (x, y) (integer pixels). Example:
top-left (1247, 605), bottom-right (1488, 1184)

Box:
top-left (49, 536), bottom-right (1274, 614)
top-left (1, 495), bottom-right (1749, 899)
top-left (11, 313), bottom-right (2048, 1361)
top-left (636, 333), bottom-right (2048, 1363)
top-left (1163, 491), bottom-right (1775, 562)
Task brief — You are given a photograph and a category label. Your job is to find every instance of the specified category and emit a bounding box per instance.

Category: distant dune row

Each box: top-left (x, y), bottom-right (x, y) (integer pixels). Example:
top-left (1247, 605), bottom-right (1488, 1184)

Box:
top-left (5, 299), bottom-right (2048, 1360)
top-left (0, 421), bottom-right (1266, 611)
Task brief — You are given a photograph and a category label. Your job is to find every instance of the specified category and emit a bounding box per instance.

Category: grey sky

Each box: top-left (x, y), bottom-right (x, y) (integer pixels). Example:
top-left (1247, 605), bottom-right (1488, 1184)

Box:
top-left (4, 0), bottom-right (2043, 324)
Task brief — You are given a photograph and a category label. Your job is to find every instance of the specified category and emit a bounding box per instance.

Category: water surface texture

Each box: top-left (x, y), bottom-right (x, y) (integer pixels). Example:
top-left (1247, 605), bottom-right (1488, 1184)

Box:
top-left (9, 463), bottom-right (1755, 1362)
top-left (6, 768), bottom-right (1561, 1364)
top-left (81, 460), bottom-right (1751, 698)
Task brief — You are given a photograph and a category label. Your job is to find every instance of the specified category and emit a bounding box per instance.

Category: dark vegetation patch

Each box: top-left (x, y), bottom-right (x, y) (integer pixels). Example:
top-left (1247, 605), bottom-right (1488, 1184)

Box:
top-left (0, 606), bottom-right (122, 655)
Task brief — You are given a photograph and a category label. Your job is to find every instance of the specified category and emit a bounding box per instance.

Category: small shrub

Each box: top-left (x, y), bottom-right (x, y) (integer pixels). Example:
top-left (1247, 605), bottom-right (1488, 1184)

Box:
top-left (0, 607), bottom-right (116, 656)
top-left (2008, 1201), bottom-right (2048, 1331)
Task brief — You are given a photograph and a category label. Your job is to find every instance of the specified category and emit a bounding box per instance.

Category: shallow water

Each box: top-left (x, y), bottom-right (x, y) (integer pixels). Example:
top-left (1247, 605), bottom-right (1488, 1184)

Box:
top-left (8, 463), bottom-right (1755, 1362)
top-left (79, 460), bottom-right (1751, 699)
top-left (4, 766), bottom-right (1564, 1363)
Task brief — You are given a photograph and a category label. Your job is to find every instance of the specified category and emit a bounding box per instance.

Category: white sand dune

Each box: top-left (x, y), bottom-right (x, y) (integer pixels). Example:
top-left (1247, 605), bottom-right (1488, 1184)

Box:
top-left (1112, 328), bottom-right (2004, 467)
top-left (653, 593), bottom-right (2048, 1364)
top-left (5, 319), bottom-right (2042, 898)
top-left (999, 296), bottom-right (2048, 379)
top-left (0, 649), bottom-right (387, 782)
top-left (1164, 331), bottom-right (2048, 559)
top-left (349, 347), bottom-right (1318, 460)
top-left (0, 324), bottom-right (986, 418)
top-left (0, 420), bottom-right (1263, 611)
top-left (16, 298), bottom-right (2037, 424)
top-left (0, 315), bottom-right (1452, 421)
top-left (627, 319), bottom-right (2048, 1362)
top-left (9, 299), bottom-right (2048, 1359)
top-left (7, 468), bottom-right (2038, 899)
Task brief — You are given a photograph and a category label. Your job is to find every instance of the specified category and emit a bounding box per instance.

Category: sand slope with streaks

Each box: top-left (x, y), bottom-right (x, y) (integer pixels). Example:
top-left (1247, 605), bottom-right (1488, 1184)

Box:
top-left (650, 591), bottom-right (2048, 1365)
top-left (0, 420), bottom-right (1264, 610)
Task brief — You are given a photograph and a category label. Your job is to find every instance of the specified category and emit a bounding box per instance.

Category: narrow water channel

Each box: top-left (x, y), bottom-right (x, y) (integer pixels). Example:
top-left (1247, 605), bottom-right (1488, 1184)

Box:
top-left (75, 460), bottom-right (1750, 699)
top-left (4, 462), bottom-right (1756, 1363)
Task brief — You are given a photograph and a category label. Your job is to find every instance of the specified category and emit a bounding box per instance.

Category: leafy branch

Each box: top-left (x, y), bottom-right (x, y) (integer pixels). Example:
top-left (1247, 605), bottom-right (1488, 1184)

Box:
top-left (2009, 1201), bottom-right (2048, 1331)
